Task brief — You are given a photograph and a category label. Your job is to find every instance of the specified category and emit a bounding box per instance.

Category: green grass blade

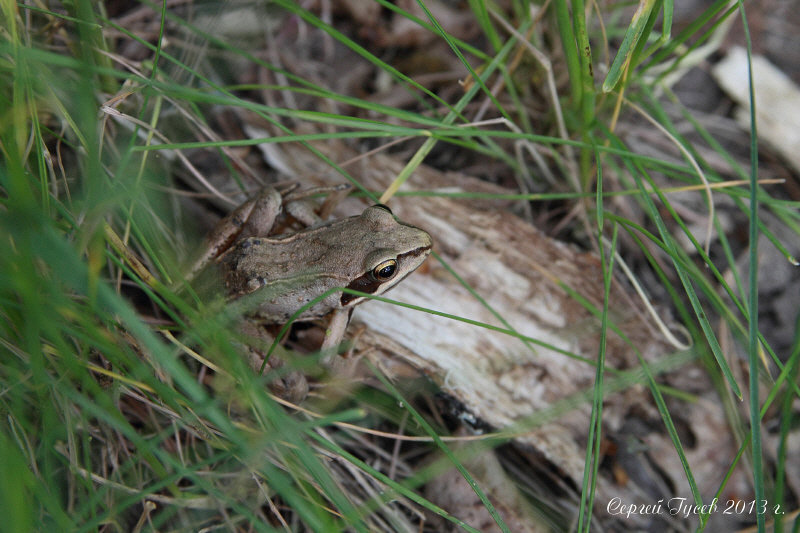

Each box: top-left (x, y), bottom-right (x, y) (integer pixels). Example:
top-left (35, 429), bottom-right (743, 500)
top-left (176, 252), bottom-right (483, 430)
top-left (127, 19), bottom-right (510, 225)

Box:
top-left (738, 3), bottom-right (766, 531)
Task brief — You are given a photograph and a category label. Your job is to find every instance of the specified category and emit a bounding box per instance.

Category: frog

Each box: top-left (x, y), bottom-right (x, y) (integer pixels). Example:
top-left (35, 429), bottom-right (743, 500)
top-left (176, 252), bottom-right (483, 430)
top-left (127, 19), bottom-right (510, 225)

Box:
top-left (192, 184), bottom-right (432, 400)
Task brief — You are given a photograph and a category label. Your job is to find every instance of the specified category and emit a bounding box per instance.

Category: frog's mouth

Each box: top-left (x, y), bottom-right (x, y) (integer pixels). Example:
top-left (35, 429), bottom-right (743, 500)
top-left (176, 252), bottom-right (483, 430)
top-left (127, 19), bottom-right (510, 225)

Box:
top-left (339, 245), bottom-right (432, 306)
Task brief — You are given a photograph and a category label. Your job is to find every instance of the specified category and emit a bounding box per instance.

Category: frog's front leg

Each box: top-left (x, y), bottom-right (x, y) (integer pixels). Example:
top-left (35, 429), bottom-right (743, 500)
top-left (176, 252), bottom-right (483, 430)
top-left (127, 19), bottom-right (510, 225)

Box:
top-left (189, 188), bottom-right (282, 277)
top-left (320, 308), bottom-right (354, 366)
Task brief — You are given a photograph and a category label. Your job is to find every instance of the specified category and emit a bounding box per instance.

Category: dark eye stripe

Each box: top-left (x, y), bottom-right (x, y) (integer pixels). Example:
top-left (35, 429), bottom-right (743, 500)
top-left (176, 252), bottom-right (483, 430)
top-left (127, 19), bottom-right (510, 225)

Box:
top-left (397, 246), bottom-right (431, 261)
top-left (339, 258), bottom-right (398, 305)
top-left (341, 271), bottom-right (383, 305)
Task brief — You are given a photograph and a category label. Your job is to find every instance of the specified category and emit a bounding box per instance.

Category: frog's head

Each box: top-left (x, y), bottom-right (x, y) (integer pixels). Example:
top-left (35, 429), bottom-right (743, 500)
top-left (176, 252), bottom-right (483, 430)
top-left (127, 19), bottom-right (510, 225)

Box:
top-left (340, 204), bottom-right (432, 307)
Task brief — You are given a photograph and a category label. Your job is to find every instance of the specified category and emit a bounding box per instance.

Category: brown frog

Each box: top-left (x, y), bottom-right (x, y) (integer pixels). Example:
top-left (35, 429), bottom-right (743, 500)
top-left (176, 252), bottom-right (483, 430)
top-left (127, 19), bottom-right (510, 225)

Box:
top-left (193, 186), bottom-right (432, 399)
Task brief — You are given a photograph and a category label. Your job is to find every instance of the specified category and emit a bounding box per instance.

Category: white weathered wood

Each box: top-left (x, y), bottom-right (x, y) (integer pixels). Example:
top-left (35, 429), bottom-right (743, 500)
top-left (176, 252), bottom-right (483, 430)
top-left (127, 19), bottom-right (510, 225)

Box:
top-left (713, 45), bottom-right (800, 174)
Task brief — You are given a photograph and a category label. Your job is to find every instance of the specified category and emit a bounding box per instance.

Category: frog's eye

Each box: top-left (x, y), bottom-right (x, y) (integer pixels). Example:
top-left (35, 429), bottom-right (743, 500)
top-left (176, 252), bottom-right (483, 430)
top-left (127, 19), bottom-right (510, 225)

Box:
top-left (372, 259), bottom-right (397, 281)
top-left (372, 204), bottom-right (393, 215)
